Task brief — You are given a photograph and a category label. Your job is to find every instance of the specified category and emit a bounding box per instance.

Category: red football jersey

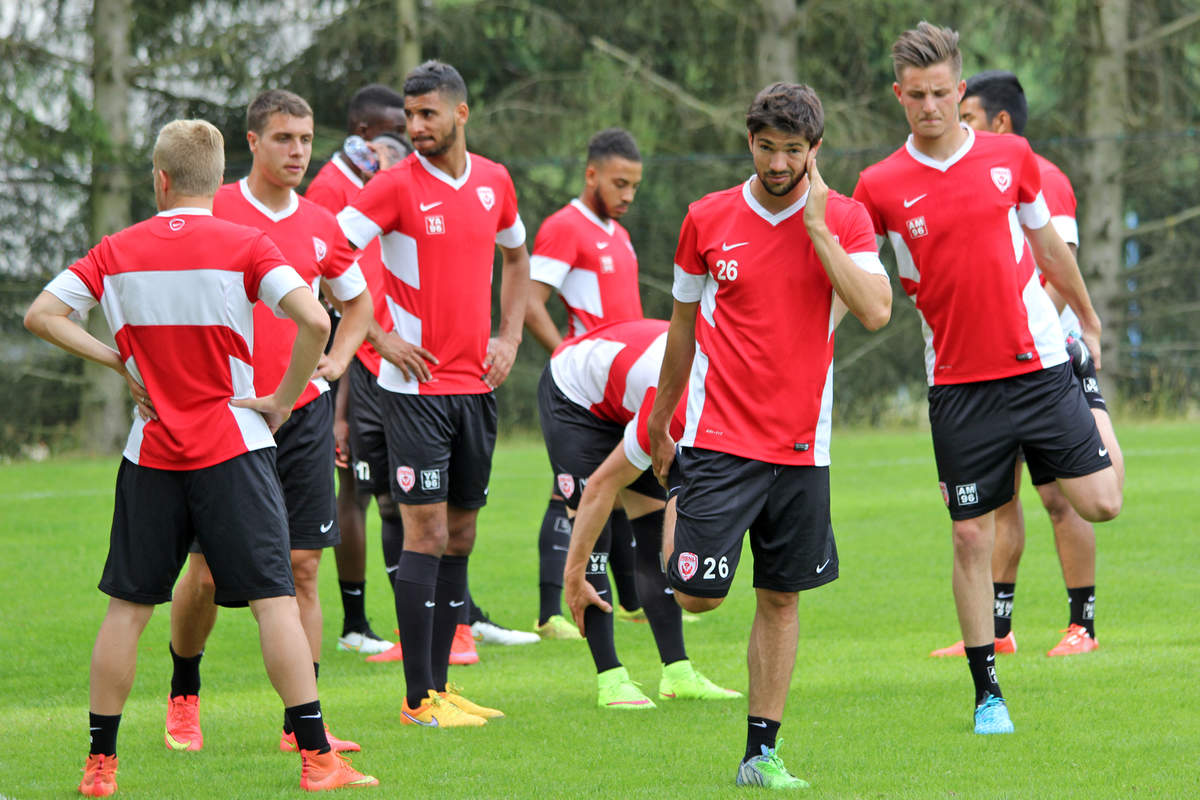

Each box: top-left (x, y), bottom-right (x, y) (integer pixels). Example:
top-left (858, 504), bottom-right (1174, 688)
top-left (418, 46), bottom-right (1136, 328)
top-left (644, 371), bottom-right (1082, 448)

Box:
top-left (853, 127), bottom-right (1066, 385)
top-left (306, 154), bottom-right (392, 376)
top-left (549, 318), bottom-right (685, 470)
top-left (337, 152), bottom-right (525, 395)
top-left (44, 209), bottom-right (306, 470)
top-left (672, 180), bottom-right (883, 466)
top-left (214, 180), bottom-right (366, 409)
top-left (531, 199), bottom-right (643, 337)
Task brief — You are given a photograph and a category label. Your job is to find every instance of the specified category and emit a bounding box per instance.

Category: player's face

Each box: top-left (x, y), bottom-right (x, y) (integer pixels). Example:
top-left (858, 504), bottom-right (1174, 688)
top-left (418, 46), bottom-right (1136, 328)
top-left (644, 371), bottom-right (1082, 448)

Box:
top-left (586, 156), bottom-right (642, 220)
top-left (893, 62), bottom-right (965, 142)
top-left (248, 112), bottom-right (313, 189)
top-left (405, 91), bottom-right (465, 159)
top-left (749, 128), bottom-right (814, 197)
top-left (358, 106), bottom-right (407, 140)
top-left (958, 96), bottom-right (990, 132)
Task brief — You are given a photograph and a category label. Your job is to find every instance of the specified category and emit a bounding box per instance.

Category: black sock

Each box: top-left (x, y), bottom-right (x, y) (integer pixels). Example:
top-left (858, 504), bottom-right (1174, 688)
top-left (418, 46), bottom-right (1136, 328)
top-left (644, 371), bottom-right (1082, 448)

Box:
top-left (631, 510), bottom-right (687, 664)
top-left (1067, 585), bottom-right (1096, 637)
top-left (284, 700), bottom-right (329, 754)
top-left (169, 642), bottom-right (203, 698)
top-left (282, 663), bottom-right (319, 735)
top-left (584, 524), bottom-right (619, 672)
top-left (608, 509), bottom-right (640, 612)
top-left (965, 643), bottom-right (1003, 706)
top-left (467, 593), bottom-right (487, 625)
top-left (744, 716), bottom-right (781, 761)
top-left (339, 580), bottom-right (368, 634)
top-left (395, 551), bottom-right (439, 709)
top-left (380, 506), bottom-right (404, 602)
top-left (431, 555), bottom-right (469, 690)
top-left (537, 498), bottom-right (571, 625)
top-left (88, 712), bottom-right (120, 757)
top-left (993, 582), bottom-right (1016, 638)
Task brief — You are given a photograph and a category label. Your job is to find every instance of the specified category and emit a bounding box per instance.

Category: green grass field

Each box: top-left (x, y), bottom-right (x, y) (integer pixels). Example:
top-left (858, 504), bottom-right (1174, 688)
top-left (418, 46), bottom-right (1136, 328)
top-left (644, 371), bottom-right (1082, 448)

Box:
top-left (1, 423), bottom-right (1197, 799)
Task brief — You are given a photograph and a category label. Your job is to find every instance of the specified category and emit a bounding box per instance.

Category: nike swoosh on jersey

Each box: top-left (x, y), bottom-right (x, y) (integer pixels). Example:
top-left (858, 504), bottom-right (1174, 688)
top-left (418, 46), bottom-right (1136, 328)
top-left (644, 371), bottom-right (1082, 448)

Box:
top-left (903, 194), bottom-right (927, 208)
top-left (721, 241), bottom-right (749, 251)
top-left (596, 241), bottom-right (610, 249)
top-left (419, 201), bottom-right (443, 212)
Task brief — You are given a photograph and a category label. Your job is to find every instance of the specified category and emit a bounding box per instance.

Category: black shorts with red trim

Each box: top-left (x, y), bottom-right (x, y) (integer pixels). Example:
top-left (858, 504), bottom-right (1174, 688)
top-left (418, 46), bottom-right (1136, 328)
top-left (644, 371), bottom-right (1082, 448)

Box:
top-left (102, 449), bottom-right (294, 607)
top-left (929, 362), bottom-right (1111, 519)
top-left (382, 390), bottom-right (497, 508)
top-left (666, 447), bottom-right (837, 598)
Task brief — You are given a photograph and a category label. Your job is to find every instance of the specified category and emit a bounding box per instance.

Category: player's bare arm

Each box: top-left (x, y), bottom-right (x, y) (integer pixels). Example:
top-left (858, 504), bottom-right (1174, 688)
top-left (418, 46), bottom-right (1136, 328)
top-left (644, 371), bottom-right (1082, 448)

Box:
top-left (314, 287), bottom-right (372, 381)
top-left (233, 285), bottom-right (330, 432)
top-left (24, 291), bottom-right (157, 421)
top-left (1024, 223), bottom-right (1103, 367)
top-left (649, 300), bottom-right (697, 485)
top-left (332, 365), bottom-right (352, 468)
top-left (366, 318), bottom-right (438, 382)
top-left (482, 242), bottom-right (530, 389)
top-left (1042, 243), bottom-right (1078, 314)
top-left (803, 153), bottom-right (892, 331)
top-left (523, 280), bottom-right (564, 353)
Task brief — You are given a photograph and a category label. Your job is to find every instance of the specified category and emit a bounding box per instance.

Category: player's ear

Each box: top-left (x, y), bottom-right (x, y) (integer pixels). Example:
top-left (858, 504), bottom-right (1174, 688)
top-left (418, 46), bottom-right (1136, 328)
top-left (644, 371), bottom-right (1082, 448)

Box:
top-left (956, 79), bottom-right (967, 102)
top-left (247, 130), bottom-right (258, 154)
top-left (892, 81), bottom-right (902, 102)
top-left (810, 138), bottom-right (823, 157)
top-left (456, 101), bottom-right (469, 126)
top-left (747, 131), bottom-right (756, 154)
top-left (993, 110), bottom-right (1011, 134)
top-left (584, 162), bottom-right (598, 188)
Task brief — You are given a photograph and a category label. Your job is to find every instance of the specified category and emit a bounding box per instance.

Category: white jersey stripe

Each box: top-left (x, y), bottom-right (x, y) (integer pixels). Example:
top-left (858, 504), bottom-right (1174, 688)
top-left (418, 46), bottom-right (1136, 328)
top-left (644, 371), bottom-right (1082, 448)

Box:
top-left (887, 231), bottom-right (920, 286)
top-left (623, 416), bottom-right (652, 471)
top-left (560, 268), bottom-right (604, 317)
top-left (337, 206), bottom-right (383, 251)
top-left (378, 298), bottom-right (423, 394)
top-left (380, 231), bottom-right (420, 290)
top-left (325, 261), bottom-right (368, 302)
top-left (530, 254), bottom-right (572, 289)
top-left (495, 216), bottom-right (526, 249)
top-left (680, 347), bottom-right (710, 449)
top-left (848, 251), bottom-right (887, 276)
top-left (1051, 215), bottom-right (1079, 246)
top-left (45, 270), bottom-right (98, 312)
top-left (813, 361), bottom-right (834, 466)
top-left (259, 266), bottom-right (310, 314)
top-left (1021, 271), bottom-right (1069, 369)
top-left (550, 337), bottom-right (627, 410)
top-left (672, 264), bottom-right (705, 303)
top-left (98, 270), bottom-right (261, 340)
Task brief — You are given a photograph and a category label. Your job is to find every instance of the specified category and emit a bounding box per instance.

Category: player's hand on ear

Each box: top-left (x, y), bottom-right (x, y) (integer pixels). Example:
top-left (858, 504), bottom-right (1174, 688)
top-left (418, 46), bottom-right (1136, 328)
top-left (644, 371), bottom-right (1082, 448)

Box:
top-left (802, 146), bottom-right (829, 232)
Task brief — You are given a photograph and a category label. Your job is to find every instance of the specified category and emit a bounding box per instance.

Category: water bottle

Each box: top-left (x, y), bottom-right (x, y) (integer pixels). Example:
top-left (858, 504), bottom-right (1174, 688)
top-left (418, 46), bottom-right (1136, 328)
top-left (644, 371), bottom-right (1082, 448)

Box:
top-left (343, 135), bottom-right (379, 175)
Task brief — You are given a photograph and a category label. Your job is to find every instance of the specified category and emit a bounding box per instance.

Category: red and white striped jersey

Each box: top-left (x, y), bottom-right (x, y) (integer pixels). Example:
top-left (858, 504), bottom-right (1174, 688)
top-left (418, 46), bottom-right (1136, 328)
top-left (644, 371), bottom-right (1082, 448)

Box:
top-left (549, 319), bottom-right (684, 470)
top-left (672, 179), bottom-right (883, 466)
top-left (531, 199), bottom-right (642, 337)
top-left (306, 153), bottom-right (392, 377)
top-left (337, 152), bottom-right (526, 395)
top-left (853, 126), bottom-right (1066, 385)
top-left (44, 209), bottom-right (306, 470)
top-left (214, 180), bottom-right (365, 409)
top-left (1034, 152), bottom-right (1085, 337)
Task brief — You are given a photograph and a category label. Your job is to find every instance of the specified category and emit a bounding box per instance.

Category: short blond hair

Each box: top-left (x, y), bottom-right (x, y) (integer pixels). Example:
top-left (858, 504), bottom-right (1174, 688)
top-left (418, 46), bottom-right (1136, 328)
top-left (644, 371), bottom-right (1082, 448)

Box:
top-left (152, 119), bottom-right (224, 196)
top-left (892, 21), bottom-right (961, 81)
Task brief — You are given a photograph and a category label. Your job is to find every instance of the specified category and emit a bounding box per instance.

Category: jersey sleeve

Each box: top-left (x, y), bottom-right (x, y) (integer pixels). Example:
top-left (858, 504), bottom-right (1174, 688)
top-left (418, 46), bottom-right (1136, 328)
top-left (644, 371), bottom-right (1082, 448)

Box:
top-left (1040, 167), bottom-right (1079, 246)
top-left (529, 214), bottom-right (576, 289)
top-left (337, 170), bottom-right (400, 249)
top-left (319, 220), bottom-right (368, 301)
top-left (836, 198), bottom-right (888, 276)
top-left (623, 388), bottom-right (658, 471)
top-left (495, 170), bottom-right (526, 249)
top-left (46, 243), bottom-right (106, 312)
top-left (1016, 142), bottom-right (1051, 230)
top-left (671, 211), bottom-right (707, 303)
top-left (851, 176), bottom-right (887, 237)
top-left (245, 233), bottom-right (306, 313)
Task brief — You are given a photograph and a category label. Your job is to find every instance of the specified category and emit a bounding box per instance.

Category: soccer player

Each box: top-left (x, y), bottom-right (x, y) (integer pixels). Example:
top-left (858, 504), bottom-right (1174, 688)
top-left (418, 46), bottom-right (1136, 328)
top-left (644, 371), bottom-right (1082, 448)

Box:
top-left (25, 119), bottom-right (376, 795)
top-left (852, 23), bottom-right (1123, 734)
top-left (164, 90), bottom-right (372, 754)
top-left (928, 70), bottom-right (1126, 659)
top-left (337, 60), bottom-right (530, 727)
top-left (525, 128), bottom-right (646, 638)
top-left (543, 319), bottom-right (742, 708)
top-left (648, 83), bottom-right (892, 788)
top-left (306, 83), bottom-right (411, 657)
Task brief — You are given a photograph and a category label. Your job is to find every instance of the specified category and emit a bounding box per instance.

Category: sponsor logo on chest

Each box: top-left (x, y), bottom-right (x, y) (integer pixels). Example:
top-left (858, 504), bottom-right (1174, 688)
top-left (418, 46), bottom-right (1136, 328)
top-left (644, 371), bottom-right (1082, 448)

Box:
top-left (425, 215), bottom-right (445, 235)
top-left (906, 216), bottom-right (928, 239)
top-left (599, 254), bottom-right (614, 273)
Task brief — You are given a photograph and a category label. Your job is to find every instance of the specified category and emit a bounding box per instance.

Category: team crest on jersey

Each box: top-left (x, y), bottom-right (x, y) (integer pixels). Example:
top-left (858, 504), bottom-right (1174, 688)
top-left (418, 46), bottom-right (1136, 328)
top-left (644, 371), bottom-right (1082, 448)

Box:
top-left (556, 473), bottom-right (575, 498)
top-left (990, 167), bottom-right (1012, 193)
top-left (312, 236), bottom-right (327, 261)
top-left (396, 466), bottom-right (416, 493)
top-left (939, 481), bottom-right (950, 507)
top-left (168, 217), bottom-right (186, 232)
top-left (906, 216), bottom-right (928, 239)
top-left (678, 552), bottom-right (698, 581)
top-left (476, 186), bottom-right (495, 211)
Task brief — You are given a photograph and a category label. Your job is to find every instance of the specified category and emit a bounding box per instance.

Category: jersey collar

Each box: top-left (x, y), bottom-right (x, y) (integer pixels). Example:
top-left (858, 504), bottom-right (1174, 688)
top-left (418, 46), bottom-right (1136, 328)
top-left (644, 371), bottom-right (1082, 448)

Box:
top-left (238, 177), bottom-right (300, 222)
top-left (331, 153), bottom-right (365, 189)
top-left (741, 177), bottom-right (809, 227)
top-left (904, 123), bottom-right (975, 172)
top-left (415, 152), bottom-right (473, 190)
top-left (569, 198), bottom-right (615, 236)
top-left (157, 207), bottom-right (212, 216)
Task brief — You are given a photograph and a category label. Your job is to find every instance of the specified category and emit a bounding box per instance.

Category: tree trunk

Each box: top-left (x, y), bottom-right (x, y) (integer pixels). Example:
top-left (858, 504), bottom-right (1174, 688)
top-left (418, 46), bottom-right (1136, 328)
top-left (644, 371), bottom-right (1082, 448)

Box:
top-left (82, 0), bottom-right (132, 454)
top-left (1079, 0), bottom-right (1128, 396)
top-left (396, 0), bottom-right (421, 84)
top-left (756, 0), bottom-right (799, 86)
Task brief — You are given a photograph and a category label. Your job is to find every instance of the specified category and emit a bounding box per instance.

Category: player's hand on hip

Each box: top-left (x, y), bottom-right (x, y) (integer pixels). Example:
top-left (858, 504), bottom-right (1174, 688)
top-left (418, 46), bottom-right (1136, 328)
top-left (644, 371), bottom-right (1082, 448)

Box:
top-left (649, 428), bottom-right (677, 488)
top-left (313, 353), bottom-right (349, 382)
top-left (1081, 325), bottom-right (1102, 371)
top-left (802, 149), bottom-right (829, 232)
top-left (481, 336), bottom-right (518, 389)
top-left (376, 330), bottom-right (437, 382)
top-left (122, 371), bottom-right (157, 422)
top-left (564, 572), bottom-right (611, 635)
top-left (231, 394), bottom-right (292, 434)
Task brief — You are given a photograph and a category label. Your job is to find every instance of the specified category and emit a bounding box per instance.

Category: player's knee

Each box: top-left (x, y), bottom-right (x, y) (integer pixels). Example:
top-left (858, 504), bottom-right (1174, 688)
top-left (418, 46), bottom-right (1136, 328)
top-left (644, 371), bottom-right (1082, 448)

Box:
top-left (1038, 486), bottom-right (1075, 525)
top-left (675, 592), bottom-right (722, 613)
top-left (1086, 490), bottom-right (1123, 523)
top-left (376, 495), bottom-right (401, 523)
top-left (291, 552), bottom-right (322, 587)
top-left (950, 519), bottom-right (991, 557)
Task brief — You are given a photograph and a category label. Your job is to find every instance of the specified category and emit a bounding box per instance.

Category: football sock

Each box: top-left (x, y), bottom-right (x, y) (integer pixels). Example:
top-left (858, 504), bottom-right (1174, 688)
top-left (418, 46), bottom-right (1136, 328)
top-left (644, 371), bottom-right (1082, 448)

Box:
top-left (467, 594), bottom-right (486, 625)
top-left (395, 551), bottom-right (439, 709)
top-left (993, 582), bottom-right (1016, 638)
top-left (608, 509), bottom-right (641, 613)
top-left (631, 509), bottom-right (687, 664)
top-left (537, 497), bottom-right (571, 625)
top-left (285, 701), bottom-right (330, 754)
top-left (584, 524), bottom-right (619, 672)
top-left (281, 664), bottom-right (318, 735)
top-left (379, 502), bottom-right (404, 602)
top-left (339, 580), bottom-right (368, 634)
top-left (432, 555), bottom-right (469, 690)
top-left (744, 716), bottom-right (781, 762)
top-left (168, 642), bottom-right (202, 698)
top-left (1067, 585), bottom-right (1096, 637)
top-left (965, 643), bottom-right (1003, 706)
top-left (88, 712), bottom-right (120, 757)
